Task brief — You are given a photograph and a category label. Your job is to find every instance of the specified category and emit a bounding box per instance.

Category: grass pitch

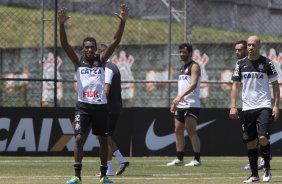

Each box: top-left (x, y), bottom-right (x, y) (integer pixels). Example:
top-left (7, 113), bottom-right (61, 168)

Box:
top-left (0, 156), bottom-right (282, 184)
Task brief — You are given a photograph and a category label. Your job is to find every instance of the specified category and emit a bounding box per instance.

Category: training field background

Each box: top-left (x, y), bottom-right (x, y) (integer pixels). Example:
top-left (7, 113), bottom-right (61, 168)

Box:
top-left (0, 156), bottom-right (282, 184)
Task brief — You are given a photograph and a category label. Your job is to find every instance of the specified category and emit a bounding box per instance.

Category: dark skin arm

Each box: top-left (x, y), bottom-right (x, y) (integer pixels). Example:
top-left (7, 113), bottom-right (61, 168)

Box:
top-left (58, 7), bottom-right (79, 70)
top-left (100, 3), bottom-right (129, 64)
top-left (104, 83), bottom-right (110, 97)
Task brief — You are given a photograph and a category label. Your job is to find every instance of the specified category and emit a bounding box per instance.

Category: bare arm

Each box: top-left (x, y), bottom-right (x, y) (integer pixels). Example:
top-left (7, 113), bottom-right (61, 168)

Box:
top-left (100, 3), bottom-right (129, 63)
top-left (58, 7), bottom-right (79, 70)
top-left (104, 83), bottom-right (111, 97)
top-left (229, 82), bottom-right (240, 119)
top-left (272, 80), bottom-right (280, 121)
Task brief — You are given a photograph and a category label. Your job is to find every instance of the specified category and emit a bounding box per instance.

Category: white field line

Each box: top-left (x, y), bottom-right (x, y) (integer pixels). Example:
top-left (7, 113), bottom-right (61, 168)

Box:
top-left (2, 159), bottom-right (282, 163)
top-left (1, 175), bottom-right (282, 180)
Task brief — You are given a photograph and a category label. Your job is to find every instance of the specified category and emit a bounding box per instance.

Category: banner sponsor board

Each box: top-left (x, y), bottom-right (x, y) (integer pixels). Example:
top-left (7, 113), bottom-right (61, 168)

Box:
top-left (1, 108), bottom-right (282, 156)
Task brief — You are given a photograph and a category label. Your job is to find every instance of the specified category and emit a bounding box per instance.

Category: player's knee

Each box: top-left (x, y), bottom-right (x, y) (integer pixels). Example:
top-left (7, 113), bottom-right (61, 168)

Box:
top-left (75, 134), bottom-right (84, 144)
top-left (175, 128), bottom-right (184, 135)
top-left (258, 136), bottom-right (268, 145)
top-left (246, 139), bottom-right (257, 149)
top-left (98, 136), bottom-right (108, 146)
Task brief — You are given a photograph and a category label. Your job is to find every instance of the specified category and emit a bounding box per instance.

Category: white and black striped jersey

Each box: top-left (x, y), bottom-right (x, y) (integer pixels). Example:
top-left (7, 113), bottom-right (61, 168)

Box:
top-left (177, 61), bottom-right (201, 108)
top-left (76, 55), bottom-right (107, 104)
top-left (232, 55), bottom-right (278, 111)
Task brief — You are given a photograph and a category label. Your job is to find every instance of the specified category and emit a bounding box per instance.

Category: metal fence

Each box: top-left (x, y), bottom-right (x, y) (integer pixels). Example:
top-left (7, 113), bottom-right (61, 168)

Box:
top-left (1, 0), bottom-right (282, 108)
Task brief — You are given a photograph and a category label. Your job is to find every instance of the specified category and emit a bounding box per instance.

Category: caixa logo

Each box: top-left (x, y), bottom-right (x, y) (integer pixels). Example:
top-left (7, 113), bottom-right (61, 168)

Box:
top-left (80, 68), bottom-right (101, 75)
top-left (0, 118), bottom-right (100, 152)
top-left (243, 72), bottom-right (263, 79)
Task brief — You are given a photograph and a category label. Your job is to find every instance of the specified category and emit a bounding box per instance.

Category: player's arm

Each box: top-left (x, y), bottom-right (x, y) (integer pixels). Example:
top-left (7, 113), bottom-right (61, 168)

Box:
top-left (271, 80), bottom-right (280, 121)
top-left (104, 66), bottom-right (114, 97)
top-left (173, 64), bottom-right (200, 104)
top-left (58, 7), bottom-right (79, 70)
top-left (229, 81), bottom-right (240, 119)
top-left (100, 3), bottom-right (129, 63)
top-left (170, 64), bottom-right (200, 113)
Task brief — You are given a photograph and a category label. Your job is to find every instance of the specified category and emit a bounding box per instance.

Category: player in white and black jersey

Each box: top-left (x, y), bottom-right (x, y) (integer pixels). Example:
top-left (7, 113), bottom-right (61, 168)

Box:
top-left (167, 43), bottom-right (202, 167)
top-left (230, 35), bottom-right (280, 183)
top-left (58, 4), bottom-right (129, 184)
top-left (96, 44), bottom-right (129, 176)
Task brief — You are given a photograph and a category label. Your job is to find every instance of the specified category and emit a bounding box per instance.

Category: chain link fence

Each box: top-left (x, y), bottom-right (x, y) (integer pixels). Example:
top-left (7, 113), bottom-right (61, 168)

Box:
top-left (1, 0), bottom-right (282, 108)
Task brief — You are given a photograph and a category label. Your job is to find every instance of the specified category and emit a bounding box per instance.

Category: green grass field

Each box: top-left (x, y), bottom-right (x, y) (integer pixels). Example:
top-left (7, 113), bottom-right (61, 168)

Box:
top-left (0, 156), bottom-right (281, 184)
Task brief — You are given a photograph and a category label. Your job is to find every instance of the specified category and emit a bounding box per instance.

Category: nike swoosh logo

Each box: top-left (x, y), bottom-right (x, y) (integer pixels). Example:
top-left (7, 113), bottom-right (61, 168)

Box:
top-left (145, 119), bottom-right (216, 151)
top-left (270, 131), bottom-right (282, 144)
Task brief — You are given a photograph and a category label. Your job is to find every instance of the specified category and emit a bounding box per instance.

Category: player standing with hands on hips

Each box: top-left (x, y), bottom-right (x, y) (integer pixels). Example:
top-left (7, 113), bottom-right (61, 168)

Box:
top-left (229, 35), bottom-right (279, 183)
top-left (58, 3), bottom-right (129, 184)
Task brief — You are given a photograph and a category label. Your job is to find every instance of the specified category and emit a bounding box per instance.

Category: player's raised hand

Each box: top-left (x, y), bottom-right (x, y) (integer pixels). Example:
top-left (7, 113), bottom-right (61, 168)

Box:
top-left (115, 3), bottom-right (129, 22)
top-left (58, 7), bottom-right (71, 24)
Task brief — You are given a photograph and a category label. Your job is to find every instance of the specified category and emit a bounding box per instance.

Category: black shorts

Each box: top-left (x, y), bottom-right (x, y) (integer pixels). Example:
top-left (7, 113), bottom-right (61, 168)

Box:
top-left (73, 101), bottom-right (109, 136)
top-left (241, 108), bottom-right (273, 143)
top-left (108, 112), bottom-right (120, 136)
top-left (175, 107), bottom-right (200, 123)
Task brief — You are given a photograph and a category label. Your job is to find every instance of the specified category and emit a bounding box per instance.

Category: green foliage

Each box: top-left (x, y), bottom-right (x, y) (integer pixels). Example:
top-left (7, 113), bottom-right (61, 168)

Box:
top-left (1, 5), bottom-right (282, 48)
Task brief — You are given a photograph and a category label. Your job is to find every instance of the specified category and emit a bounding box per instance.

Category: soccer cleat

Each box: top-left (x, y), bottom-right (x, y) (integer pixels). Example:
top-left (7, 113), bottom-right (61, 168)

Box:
top-left (116, 162), bottom-right (129, 175)
top-left (262, 169), bottom-right (272, 182)
top-left (185, 160), bottom-right (201, 167)
top-left (66, 176), bottom-right (81, 184)
top-left (166, 159), bottom-right (184, 166)
top-left (243, 176), bottom-right (260, 183)
top-left (100, 176), bottom-right (113, 184)
top-left (240, 163), bottom-right (251, 170)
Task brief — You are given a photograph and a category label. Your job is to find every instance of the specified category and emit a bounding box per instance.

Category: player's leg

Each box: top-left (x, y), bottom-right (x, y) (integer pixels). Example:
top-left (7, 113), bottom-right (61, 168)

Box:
top-left (107, 113), bottom-right (129, 175)
top-left (257, 108), bottom-right (272, 182)
top-left (98, 136), bottom-right (109, 176)
top-left (242, 110), bottom-right (260, 182)
top-left (66, 110), bottom-right (89, 184)
top-left (93, 104), bottom-right (113, 183)
top-left (184, 108), bottom-right (201, 167)
top-left (111, 138), bottom-right (129, 175)
top-left (106, 113), bottom-right (116, 176)
top-left (167, 108), bottom-right (185, 166)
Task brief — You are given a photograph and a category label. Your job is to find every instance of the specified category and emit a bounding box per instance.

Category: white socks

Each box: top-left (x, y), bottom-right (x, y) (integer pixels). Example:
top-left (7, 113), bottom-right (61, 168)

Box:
top-left (113, 150), bottom-right (127, 163)
top-left (107, 160), bottom-right (114, 174)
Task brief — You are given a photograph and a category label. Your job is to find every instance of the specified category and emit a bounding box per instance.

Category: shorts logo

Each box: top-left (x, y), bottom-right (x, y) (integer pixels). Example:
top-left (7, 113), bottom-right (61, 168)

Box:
top-left (74, 115), bottom-right (80, 122)
top-left (74, 121), bottom-right (81, 131)
top-left (74, 115), bottom-right (81, 131)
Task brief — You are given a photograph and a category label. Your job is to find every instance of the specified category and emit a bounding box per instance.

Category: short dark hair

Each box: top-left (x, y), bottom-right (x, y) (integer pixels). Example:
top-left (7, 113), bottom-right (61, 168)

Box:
top-left (179, 43), bottom-right (193, 53)
top-left (235, 40), bottom-right (247, 50)
top-left (82, 37), bottom-right (97, 48)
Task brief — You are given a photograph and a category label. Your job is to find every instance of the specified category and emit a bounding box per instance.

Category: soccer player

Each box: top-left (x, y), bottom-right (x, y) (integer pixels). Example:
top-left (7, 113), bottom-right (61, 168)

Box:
top-left (98, 44), bottom-right (129, 176)
top-left (167, 43), bottom-right (202, 167)
top-left (58, 3), bottom-right (128, 184)
top-left (229, 35), bottom-right (279, 183)
top-left (235, 40), bottom-right (248, 60)
top-left (235, 40), bottom-right (272, 171)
